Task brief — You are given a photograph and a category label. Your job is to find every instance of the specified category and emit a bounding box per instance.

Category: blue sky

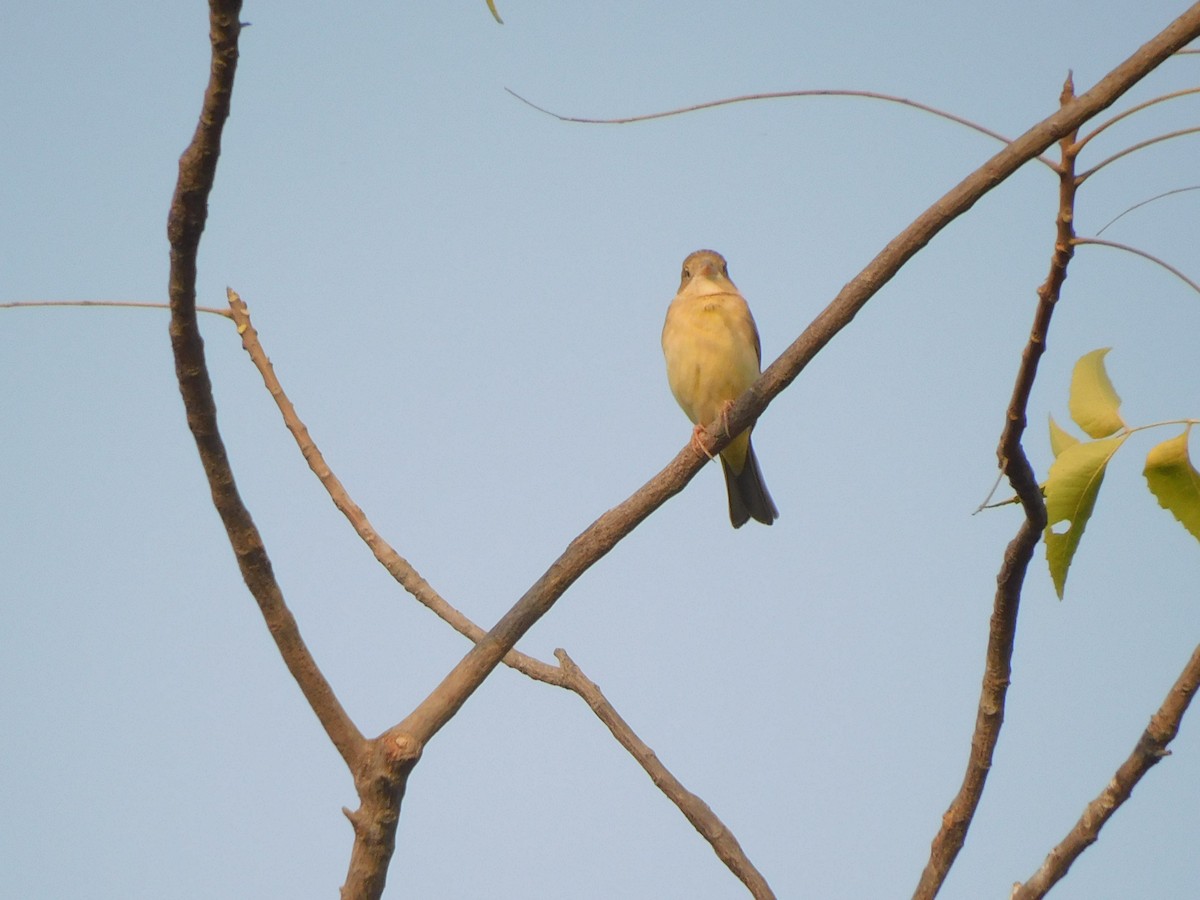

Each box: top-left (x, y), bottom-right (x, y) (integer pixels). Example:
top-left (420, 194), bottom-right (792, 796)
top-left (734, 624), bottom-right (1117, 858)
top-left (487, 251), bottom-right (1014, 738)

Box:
top-left (2, 2), bottom-right (1199, 898)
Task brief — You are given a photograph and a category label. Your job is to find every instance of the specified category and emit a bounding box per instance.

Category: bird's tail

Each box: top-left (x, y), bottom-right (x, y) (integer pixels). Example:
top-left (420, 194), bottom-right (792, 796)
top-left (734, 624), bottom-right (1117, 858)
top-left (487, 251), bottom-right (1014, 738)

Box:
top-left (721, 439), bottom-right (779, 528)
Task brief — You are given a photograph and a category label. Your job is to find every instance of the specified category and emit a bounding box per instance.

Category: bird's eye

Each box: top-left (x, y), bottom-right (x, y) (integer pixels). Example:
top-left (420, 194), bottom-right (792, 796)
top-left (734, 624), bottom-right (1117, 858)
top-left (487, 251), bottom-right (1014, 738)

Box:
top-left (682, 267), bottom-right (691, 279)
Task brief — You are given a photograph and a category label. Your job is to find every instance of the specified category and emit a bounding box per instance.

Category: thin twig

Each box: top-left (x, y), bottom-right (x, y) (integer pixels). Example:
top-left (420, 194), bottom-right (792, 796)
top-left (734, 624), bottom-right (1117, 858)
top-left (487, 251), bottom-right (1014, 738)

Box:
top-left (1078, 125), bottom-right (1200, 182)
top-left (1072, 237), bottom-right (1200, 295)
top-left (1095, 185), bottom-right (1200, 234)
top-left (0, 299), bottom-right (231, 317)
top-left (913, 72), bottom-right (1079, 900)
top-left (1012, 643), bottom-right (1200, 899)
top-left (1075, 86), bottom-right (1200, 151)
top-left (506, 87), bottom-right (1059, 172)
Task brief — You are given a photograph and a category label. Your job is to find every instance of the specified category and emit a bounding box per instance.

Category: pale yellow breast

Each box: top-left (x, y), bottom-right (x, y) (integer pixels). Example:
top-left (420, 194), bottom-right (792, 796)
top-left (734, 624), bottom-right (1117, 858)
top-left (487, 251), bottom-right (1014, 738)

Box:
top-left (661, 292), bottom-right (762, 427)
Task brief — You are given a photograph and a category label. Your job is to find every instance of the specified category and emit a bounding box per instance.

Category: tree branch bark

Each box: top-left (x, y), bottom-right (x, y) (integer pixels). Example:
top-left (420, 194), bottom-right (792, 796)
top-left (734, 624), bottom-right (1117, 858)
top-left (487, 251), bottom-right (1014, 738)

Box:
top-left (165, 0), bottom-right (365, 770)
top-left (342, 7), bottom-right (1200, 889)
top-left (1012, 642), bottom-right (1200, 899)
top-left (163, 3), bottom-right (1200, 897)
top-left (556, 651), bottom-right (776, 900)
top-left (912, 73), bottom-right (1082, 900)
top-left (223, 289), bottom-right (777, 896)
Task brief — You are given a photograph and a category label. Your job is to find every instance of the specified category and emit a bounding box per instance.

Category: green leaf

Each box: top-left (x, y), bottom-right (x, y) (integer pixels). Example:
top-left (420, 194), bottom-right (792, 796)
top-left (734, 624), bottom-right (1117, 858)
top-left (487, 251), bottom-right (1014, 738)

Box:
top-left (1049, 414), bottom-right (1080, 457)
top-left (1143, 431), bottom-right (1200, 544)
top-left (1069, 348), bottom-right (1126, 438)
top-left (1045, 435), bottom-right (1127, 598)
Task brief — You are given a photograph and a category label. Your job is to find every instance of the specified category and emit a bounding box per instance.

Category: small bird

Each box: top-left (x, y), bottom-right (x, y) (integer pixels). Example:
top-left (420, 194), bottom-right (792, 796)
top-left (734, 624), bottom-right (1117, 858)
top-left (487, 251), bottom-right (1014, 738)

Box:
top-left (662, 250), bottom-right (778, 528)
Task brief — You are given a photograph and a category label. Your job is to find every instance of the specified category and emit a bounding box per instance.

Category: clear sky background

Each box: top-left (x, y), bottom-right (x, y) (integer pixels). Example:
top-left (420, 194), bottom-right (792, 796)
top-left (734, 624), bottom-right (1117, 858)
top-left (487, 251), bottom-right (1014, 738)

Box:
top-left (2, 2), bottom-right (1198, 898)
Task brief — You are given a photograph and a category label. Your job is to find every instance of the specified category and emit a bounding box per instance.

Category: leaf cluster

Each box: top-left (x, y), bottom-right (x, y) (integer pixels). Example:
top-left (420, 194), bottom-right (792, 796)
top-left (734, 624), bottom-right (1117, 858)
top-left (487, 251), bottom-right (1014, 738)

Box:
top-left (1045, 348), bottom-right (1199, 597)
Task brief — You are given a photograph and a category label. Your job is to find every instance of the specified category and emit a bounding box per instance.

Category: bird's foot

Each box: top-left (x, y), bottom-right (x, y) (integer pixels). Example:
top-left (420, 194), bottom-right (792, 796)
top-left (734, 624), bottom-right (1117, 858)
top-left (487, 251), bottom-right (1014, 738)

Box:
top-left (718, 400), bottom-right (735, 438)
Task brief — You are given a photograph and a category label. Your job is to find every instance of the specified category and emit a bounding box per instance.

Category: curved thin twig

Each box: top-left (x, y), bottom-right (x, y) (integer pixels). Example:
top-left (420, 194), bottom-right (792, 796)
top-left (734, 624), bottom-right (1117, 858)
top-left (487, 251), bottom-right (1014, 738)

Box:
top-left (0, 299), bottom-right (232, 317)
top-left (1095, 185), bottom-right (1200, 235)
top-left (506, 87), bottom-right (1059, 172)
top-left (1072, 237), bottom-right (1200, 295)
top-left (1075, 86), bottom-right (1200, 151)
top-left (1012, 643), bottom-right (1200, 899)
top-left (1078, 124), bottom-right (1200, 182)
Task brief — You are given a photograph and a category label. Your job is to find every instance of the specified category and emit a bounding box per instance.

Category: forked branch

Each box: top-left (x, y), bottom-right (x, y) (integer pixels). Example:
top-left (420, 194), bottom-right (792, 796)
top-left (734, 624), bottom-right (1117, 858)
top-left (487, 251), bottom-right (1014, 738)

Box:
top-left (224, 288), bottom-right (776, 897)
top-left (163, 2), bottom-right (1200, 897)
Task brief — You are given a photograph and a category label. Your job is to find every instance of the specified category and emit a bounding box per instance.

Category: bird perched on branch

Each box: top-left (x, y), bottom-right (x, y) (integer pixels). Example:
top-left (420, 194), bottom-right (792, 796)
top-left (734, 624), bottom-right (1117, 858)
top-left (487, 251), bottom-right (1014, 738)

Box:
top-left (662, 249), bottom-right (778, 528)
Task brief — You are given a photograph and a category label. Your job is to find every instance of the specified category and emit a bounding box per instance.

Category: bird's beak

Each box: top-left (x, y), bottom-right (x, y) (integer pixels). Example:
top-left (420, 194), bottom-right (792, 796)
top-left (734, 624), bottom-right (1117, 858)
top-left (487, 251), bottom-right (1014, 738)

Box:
top-left (697, 261), bottom-right (720, 279)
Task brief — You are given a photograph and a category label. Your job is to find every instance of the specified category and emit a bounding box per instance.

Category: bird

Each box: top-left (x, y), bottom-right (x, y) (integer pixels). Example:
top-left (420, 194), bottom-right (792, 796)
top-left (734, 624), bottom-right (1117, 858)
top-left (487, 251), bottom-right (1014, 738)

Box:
top-left (661, 249), bottom-right (778, 528)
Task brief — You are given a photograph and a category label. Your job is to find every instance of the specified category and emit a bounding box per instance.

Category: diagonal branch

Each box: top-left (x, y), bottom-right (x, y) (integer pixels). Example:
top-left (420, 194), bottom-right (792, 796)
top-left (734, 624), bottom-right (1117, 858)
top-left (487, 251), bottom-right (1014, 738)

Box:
top-left (556, 651), bottom-right (776, 900)
top-left (1012, 642), bottom-right (1200, 899)
top-left (223, 288), bottom-right (775, 897)
top-left (393, 0), bottom-right (1200, 755)
top-left (223, 289), bottom-right (566, 686)
top-left (165, 1), bottom-right (364, 769)
top-left (163, 3), bottom-right (1200, 896)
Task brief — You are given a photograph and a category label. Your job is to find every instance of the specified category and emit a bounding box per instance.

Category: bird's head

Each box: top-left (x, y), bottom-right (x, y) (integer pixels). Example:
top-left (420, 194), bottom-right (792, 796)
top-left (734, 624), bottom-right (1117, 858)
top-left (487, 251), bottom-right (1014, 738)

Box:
top-left (679, 249), bottom-right (736, 294)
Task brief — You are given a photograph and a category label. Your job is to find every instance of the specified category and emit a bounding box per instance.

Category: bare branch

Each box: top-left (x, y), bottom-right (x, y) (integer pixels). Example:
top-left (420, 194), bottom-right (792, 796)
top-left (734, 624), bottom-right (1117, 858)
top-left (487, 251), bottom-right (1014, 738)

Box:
top-left (556, 651), bottom-right (777, 899)
top-left (225, 288), bottom-right (775, 896)
top-left (913, 72), bottom-right (1081, 900)
top-left (395, 1), bottom-right (1200, 755)
top-left (163, 4), bottom-right (1200, 896)
top-left (223, 289), bottom-right (567, 688)
top-left (506, 87), bottom-right (1059, 172)
top-left (1073, 237), bottom-right (1200, 295)
top-left (165, 1), bottom-right (365, 769)
top-left (1012, 643), bottom-right (1200, 899)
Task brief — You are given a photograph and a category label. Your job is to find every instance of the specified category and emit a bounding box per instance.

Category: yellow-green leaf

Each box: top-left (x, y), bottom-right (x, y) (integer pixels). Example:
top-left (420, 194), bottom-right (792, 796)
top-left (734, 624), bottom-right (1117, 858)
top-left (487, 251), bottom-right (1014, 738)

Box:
top-left (1049, 414), bottom-right (1080, 457)
top-left (1143, 431), bottom-right (1200, 544)
top-left (1069, 348), bottom-right (1125, 438)
top-left (486, 0), bottom-right (504, 23)
top-left (1045, 435), bottom-right (1127, 598)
